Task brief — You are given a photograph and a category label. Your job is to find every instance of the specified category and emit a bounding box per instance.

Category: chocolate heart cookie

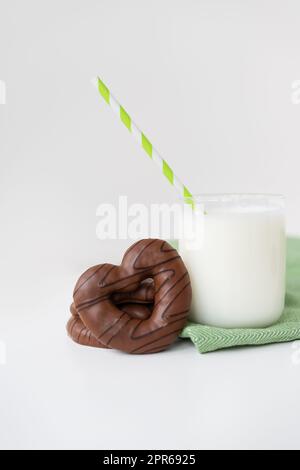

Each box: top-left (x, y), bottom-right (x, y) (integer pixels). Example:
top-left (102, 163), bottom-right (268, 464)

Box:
top-left (67, 239), bottom-right (192, 354)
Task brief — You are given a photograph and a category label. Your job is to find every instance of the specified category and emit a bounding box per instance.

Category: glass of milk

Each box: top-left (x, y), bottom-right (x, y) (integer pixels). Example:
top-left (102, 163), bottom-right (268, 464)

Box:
top-left (179, 194), bottom-right (286, 328)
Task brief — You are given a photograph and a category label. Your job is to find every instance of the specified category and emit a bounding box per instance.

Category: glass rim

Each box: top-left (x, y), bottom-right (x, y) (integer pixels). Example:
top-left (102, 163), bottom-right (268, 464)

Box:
top-left (182, 193), bottom-right (285, 203)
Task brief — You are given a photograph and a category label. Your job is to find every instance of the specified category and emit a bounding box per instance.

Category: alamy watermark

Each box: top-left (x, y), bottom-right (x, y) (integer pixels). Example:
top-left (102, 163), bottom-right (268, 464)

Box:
top-left (0, 80), bottom-right (6, 104)
top-left (291, 80), bottom-right (300, 104)
top-left (0, 341), bottom-right (6, 365)
top-left (291, 341), bottom-right (300, 366)
top-left (0, 84), bottom-right (8, 360)
top-left (96, 196), bottom-right (204, 249)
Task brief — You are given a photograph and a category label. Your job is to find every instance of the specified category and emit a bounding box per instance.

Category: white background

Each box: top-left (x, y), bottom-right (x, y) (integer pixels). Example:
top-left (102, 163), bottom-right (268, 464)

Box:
top-left (1, 0), bottom-right (300, 450)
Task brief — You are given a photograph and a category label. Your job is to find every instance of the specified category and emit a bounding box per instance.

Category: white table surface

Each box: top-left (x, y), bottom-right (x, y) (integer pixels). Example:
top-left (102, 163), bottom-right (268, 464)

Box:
top-left (1, 265), bottom-right (300, 450)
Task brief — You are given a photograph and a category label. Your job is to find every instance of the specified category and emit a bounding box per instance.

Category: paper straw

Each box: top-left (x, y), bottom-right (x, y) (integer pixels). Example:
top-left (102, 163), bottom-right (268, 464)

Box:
top-left (92, 77), bottom-right (195, 209)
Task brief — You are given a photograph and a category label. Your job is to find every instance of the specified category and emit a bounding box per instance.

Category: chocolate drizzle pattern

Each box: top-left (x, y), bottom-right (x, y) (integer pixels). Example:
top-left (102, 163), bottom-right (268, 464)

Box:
top-left (67, 239), bottom-right (192, 353)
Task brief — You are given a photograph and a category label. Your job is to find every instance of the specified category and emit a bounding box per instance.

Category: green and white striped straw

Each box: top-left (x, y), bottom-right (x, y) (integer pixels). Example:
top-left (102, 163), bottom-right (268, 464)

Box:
top-left (92, 77), bottom-right (195, 209)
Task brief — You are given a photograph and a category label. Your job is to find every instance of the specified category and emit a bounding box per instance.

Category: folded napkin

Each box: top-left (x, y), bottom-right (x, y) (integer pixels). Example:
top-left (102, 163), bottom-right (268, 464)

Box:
top-left (180, 237), bottom-right (300, 353)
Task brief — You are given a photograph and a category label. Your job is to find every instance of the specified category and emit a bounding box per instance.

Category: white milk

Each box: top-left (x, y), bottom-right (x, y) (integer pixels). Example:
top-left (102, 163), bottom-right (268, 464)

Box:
top-left (179, 195), bottom-right (286, 328)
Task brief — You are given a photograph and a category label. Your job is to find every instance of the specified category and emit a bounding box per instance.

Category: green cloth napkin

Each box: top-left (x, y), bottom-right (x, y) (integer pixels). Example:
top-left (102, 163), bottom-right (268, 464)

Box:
top-left (180, 237), bottom-right (300, 353)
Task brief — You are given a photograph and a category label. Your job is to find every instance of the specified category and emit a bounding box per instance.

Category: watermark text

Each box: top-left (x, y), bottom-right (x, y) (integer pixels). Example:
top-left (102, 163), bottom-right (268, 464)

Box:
top-left (96, 196), bottom-right (204, 249)
top-left (0, 80), bottom-right (6, 104)
top-left (0, 341), bottom-right (6, 365)
top-left (291, 80), bottom-right (300, 104)
top-left (291, 341), bottom-right (300, 366)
